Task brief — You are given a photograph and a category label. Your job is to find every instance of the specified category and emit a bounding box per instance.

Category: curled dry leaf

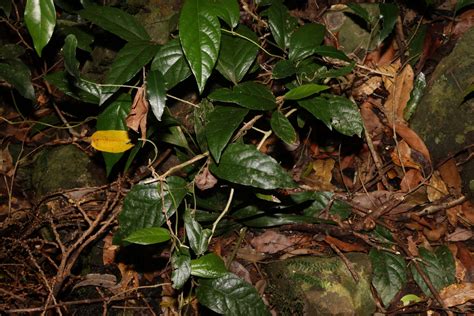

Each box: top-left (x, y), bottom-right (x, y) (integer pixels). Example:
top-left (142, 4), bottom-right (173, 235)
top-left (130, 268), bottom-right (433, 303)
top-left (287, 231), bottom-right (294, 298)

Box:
top-left (440, 283), bottom-right (474, 307)
top-left (126, 86), bottom-right (149, 139)
top-left (195, 166), bottom-right (218, 191)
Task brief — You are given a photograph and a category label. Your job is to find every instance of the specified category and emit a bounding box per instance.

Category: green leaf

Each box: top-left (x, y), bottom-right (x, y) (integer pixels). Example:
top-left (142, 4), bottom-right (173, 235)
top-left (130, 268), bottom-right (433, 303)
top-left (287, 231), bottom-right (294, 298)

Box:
top-left (114, 176), bottom-right (188, 244)
top-left (0, 59), bottom-right (35, 100)
top-left (411, 246), bottom-right (456, 296)
top-left (206, 106), bottom-right (248, 162)
top-left (100, 41), bottom-right (160, 104)
top-left (241, 213), bottom-right (327, 227)
top-left (408, 24), bottom-right (427, 66)
top-left (161, 126), bottom-right (192, 152)
top-left (147, 69), bottom-right (167, 121)
top-left (45, 71), bottom-right (101, 104)
top-left (298, 94), bottom-right (363, 137)
top-left (124, 227), bottom-right (171, 245)
top-left (346, 3), bottom-right (372, 27)
top-left (210, 143), bottom-right (296, 189)
top-left (456, 0), bottom-right (474, 12)
top-left (96, 94), bottom-right (131, 175)
top-left (313, 45), bottom-right (351, 62)
top-left (284, 83), bottom-right (328, 100)
top-left (208, 82), bottom-right (276, 110)
top-left (197, 273), bottom-right (270, 315)
top-left (378, 3), bottom-right (399, 44)
top-left (191, 253), bottom-right (227, 278)
top-left (289, 23), bottom-right (326, 62)
top-left (63, 34), bottom-right (80, 78)
top-left (59, 26), bottom-right (94, 52)
top-left (405, 72), bottom-right (426, 121)
top-left (216, 26), bottom-right (259, 84)
top-left (184, 209), bottom-right (211, 256)
top-left (172, 247), bottom-right (191, 290)
top-left (293, 191), bottom-right (352, 220)
top-left (151, 39), bottom-right (192, 89)
top-left (370, 249), bottom-right (407, 307)
top-left (267, 1), bottom-right (298, 50)
top-left (0, 0), bottom-right (11, 16)
top-left (207, 0), bottom-right (240, 28)
top-left (272, 59), bottom-right (296, 79)
top-left (179, 0), bottom-right (221, 93)
top-left (79, 5), bottom-right (150, 42)
top-left (270, 111), bottom-right (297, 145)
top-left (0, 44), bottom-right (25, 59)
top-left (24, 0), bottom-right (56, 56)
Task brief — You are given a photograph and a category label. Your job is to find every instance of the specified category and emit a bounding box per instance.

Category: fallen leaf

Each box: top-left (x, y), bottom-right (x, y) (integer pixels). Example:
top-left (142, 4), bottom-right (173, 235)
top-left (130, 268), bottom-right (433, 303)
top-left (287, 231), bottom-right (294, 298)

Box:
top-left (446, 204), bottom-right (461, 227)
top-left (324, 235), bottom-right (366, 252)
top-left (438, 158), bottom-right (462, 194)
top-left (394, 123), bottom-right (431, 165)
top-left (447, 227), bottom-right (473, 242)
top-left (423, 221), bottom-right (448, 241)
top-left (90, 130), bottom-right (134, 153)
top-left (353, 76), bottom-right (382, 98)
top-left (462, 201), bottom-right (474, 224)
top-left (440, 283), bottom-right (474, 307)
top-left (456, 242), bottom-right (474, 282)
top-left (427, 172), bottom-right (449, 202)
top-left (391, 140), bottom-right (423, 170)
top-left (400, 168), bottom-right (424, 192)
top-left (126, 86), bottom-right (149, 139)
top-left (311, 158), bottom-right (335, 190)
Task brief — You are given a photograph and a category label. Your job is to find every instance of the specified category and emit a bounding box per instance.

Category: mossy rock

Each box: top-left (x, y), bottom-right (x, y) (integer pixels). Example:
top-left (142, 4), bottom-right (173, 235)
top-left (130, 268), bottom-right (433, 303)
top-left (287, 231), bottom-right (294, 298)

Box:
top-left (410, 28), bottom-right (474, 198)
top-left (265, 253), bottom-right (375, 316)
top-left (31, 145), bottom-right (106, 199)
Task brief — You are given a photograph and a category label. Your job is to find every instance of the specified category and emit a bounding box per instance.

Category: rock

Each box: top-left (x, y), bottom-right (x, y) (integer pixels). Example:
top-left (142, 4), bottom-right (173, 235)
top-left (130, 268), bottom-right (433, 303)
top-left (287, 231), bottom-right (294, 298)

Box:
top-left (265, 253), bottom-right (376, 315)
top-left (410, 28), bottom-right (474, 198)
top-left (31, 145), bottom-right (106, 199)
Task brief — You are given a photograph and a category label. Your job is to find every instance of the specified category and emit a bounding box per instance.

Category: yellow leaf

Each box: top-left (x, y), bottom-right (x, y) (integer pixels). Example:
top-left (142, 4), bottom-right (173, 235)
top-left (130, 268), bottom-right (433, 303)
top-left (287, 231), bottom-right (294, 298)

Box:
top-left (91, 130), bottom-right (134, 153)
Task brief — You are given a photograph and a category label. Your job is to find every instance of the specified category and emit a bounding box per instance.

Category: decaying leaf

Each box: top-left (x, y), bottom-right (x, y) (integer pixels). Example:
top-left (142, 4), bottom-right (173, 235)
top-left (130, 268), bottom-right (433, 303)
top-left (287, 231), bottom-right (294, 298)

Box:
top-left (438, 158), bottom-right (462, 194)
top-left (447, 227), bottom-right (473, 242)
top-left (195, 166), bottom-right (218, 191)
top-left (400, 169), bottom-right (424, 192)
top-left (126, 86), bottom-right (149, 139)
top-left (383, 64), bottom-right (414, 124)
top-left (91, 130), bottom-right (134, 153)
top-left (440, 283), bottom-right (474, 307)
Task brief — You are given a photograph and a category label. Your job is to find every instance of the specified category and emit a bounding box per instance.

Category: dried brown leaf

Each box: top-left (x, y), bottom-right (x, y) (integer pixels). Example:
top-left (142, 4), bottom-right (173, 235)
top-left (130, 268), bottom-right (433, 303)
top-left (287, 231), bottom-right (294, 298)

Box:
top-left (440, 283), bottom-right (474, 307)
top-left (250, 230), bottom-right (293, 254)
top-left (126, 86), bottom-right (149, 139)
top-left (195, 166), bottom-right (218, 191)
top-left (427, 172), bottom-right (449, 202)
top-left (438, 158), bottom-right (462, 194)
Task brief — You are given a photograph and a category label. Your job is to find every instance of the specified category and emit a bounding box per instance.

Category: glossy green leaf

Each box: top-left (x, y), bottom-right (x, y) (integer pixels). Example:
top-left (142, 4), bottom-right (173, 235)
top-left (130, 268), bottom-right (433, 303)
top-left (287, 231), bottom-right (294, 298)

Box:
top-left (320, 62), bottom-right (355, 78)
top-left (161, 126), bottom-right (192, 152)
top-left (0, 0), bottom-right (11, 16)
top-left (0, 44), bottom-right (25, 59)
top-left (63, 34), bottom-right (80, 78)
top-left (313, 45), bottom-right (351, 62)
top-left (408, 24), bottom-right (427, 67)
top-left (210, 143), bottom-right (296, 189)
top-left (378, 3), bottom-right (399, 44)
top-left (172, 247), bottom-right (191, 290)
top-left (24, 0), bottom-right (56, 56)
top-left (405, 72), bottom-right (426, 121)
top-left (0, 59), bottom-right (35, 100)
top-left (124, 227), bottom-right (171, 245)
top-left (208, 0), bottom-right (240, 28)
top-left (216, 26), bottom-right (259, 84)
top-left (298, 94), bottom-right (363, 137)
top-left (151, 39), bottom-right (192, 89)
top-left (184, 209), bottom-right (211, 256)
top-left (267, 1), bottom-right (298, 50)
top-left (100, 41), bottom-right (160, 104)
top-left (270, 111), bottom-right (297, 145)
top-left (191, 253), bottom-right (227, 278)
top-left (79, 5), bottom-right (150, 42)
top-left (45, 71), bottom-right (101, 104)
top-left (284, 83), bottom-right (328, 100)
top-left (114, 176), bottom-right (188, 244)
top-left (208, 82), bottom-right (276, 110)
top-left (179, 0), bottom-right (221, 93)
top-left (456, 0), bottom-right (474, 12)
top-left (272, 59), bottom-right (296, 79)
top-left (289, 23), bottom-right (326, 62)
top-left (370, 249), bottom-right (407, 307)
top-left (147, 69), bottom-right (167, 121)
top-left (206, 106), bottom-right (248, 162)
top-left (346, 3), bottom-right (372, 27)
top-left (197, 273), bottom-right (270, 315)
top-left (96, 94), bottom-right (131, 175)
top-left (411, 246), bottom-right (456, 296)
